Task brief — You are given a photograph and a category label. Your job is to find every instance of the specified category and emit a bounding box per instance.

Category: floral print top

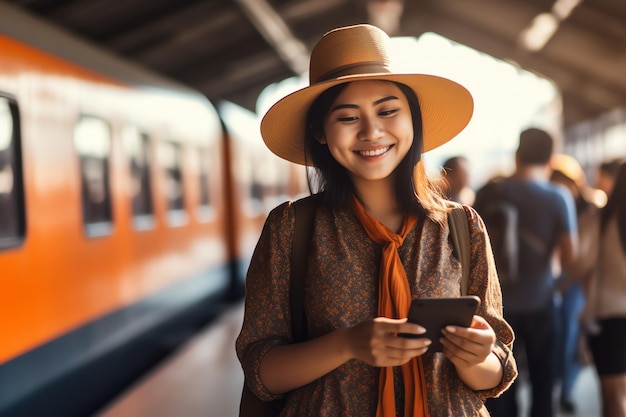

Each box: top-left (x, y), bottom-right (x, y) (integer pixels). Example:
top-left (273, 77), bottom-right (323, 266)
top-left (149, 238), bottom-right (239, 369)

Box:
top-left (236, 198), bottom-right (517, 417)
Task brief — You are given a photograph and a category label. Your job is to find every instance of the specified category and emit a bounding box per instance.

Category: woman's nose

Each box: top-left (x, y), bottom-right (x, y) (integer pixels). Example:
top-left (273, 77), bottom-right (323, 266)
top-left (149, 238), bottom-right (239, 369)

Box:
top-left (358, 116), bottom-right (384, 141)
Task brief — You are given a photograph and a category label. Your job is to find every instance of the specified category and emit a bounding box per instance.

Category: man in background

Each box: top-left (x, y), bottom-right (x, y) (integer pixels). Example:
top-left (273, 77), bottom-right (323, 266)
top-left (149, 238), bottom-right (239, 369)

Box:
top-left (476, 128), bottom-right (578, 417)
top-left (441, 155), bottom-right (474, 205)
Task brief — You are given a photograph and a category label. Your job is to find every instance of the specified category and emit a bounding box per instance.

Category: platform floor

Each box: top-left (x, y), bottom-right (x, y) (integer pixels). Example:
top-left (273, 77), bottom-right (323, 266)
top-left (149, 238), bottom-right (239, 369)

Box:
top-left (97, 302), bottom-right (601, 417)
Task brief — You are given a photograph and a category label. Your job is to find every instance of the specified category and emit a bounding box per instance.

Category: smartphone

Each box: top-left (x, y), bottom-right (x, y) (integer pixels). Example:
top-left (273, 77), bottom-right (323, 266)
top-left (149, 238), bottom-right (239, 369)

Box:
top-left (400, 295), bottom-right (481, 352)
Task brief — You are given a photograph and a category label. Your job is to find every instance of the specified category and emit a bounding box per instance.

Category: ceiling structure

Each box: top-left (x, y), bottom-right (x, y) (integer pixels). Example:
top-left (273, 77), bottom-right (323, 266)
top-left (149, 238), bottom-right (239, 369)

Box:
top-left (3, 0), bottom-right (626, 133)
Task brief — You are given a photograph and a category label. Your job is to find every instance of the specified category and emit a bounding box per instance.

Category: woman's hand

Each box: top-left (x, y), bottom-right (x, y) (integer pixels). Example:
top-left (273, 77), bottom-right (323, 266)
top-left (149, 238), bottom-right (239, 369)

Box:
top-left (440, 315), bottom-right (495, 367)
top-left (346, 317), bottom-right (431, 367)
top-left (439, 315), bottom-right (503, 390)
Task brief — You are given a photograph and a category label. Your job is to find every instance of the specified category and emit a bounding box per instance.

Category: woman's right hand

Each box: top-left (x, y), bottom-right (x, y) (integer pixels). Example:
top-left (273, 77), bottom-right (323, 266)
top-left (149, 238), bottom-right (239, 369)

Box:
top-left (346, 317), bottom-right (431, 367)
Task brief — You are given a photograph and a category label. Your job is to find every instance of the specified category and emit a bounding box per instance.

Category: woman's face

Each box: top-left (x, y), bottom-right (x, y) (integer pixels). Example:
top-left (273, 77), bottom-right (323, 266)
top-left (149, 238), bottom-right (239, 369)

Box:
top-left (319, 80), bottom-right (414, 187)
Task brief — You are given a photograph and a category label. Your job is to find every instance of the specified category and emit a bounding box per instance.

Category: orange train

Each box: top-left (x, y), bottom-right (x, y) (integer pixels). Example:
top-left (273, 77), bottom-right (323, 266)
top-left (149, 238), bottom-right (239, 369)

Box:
top-left (0, 3), bottom-right (306, 415)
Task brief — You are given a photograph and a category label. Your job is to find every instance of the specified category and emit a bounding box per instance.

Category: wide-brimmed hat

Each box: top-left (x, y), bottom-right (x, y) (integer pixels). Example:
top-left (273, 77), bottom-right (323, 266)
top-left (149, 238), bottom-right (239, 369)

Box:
top-left (551, 153), bottom-right (586, 187)
top-left (260, 24), bottom-right (474, 166)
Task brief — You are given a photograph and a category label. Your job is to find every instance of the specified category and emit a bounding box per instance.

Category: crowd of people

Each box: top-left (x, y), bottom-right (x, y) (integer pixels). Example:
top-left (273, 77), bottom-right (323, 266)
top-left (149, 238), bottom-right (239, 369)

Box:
top-left (442, 136), bottom-right (625, 417)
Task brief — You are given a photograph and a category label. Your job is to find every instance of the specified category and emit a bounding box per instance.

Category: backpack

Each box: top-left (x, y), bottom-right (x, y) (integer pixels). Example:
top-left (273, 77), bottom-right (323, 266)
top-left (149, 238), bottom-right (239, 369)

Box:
top-left (474, 179), bottom-right (519, 284)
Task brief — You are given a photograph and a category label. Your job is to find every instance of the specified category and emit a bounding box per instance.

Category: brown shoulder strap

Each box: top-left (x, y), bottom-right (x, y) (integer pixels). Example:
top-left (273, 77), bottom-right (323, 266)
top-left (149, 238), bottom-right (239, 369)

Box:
top-left (290, 195), bottom-right (318, 342)
top-left (448, 205), bottom-right (471, 295)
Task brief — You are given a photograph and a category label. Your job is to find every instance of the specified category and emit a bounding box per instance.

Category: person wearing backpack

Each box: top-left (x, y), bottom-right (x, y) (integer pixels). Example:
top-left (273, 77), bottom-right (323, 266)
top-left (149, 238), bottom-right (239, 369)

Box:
top-left (236, 24), bottom-right (518, 417)
top-left (475, 128), bottom-right (578, 417)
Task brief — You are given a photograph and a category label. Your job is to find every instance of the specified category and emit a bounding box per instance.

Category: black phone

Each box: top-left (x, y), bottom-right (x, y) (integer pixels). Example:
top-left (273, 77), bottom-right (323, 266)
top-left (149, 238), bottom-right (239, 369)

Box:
top-left (400, 295), bottom-right (481, 352)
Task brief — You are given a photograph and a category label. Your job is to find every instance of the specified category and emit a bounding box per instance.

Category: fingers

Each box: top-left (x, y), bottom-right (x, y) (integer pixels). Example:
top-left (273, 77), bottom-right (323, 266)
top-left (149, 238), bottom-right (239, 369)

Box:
top-left (381, 339), bottom-right (431, 364)
top-left (351, 318), bottom-right (431, 367)
top-left (440, 316), bottom-right (496, 366)
top-left (440, 328), bottom-right (483, 365)
top-left (373, 317), bottom-right (425, 338)
top-left (372, 317), bottom-right (431, 354)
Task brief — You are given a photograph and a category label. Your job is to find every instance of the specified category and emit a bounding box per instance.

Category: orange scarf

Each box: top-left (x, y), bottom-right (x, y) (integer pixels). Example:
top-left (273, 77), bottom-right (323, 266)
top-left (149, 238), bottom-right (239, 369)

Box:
top-left (353, 197), bottom-right (428, 417)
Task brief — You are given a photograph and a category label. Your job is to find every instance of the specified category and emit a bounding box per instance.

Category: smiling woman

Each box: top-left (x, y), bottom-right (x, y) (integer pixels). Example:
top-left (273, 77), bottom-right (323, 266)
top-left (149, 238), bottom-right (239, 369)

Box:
top-left (237, 23), bottom-right (517, 417)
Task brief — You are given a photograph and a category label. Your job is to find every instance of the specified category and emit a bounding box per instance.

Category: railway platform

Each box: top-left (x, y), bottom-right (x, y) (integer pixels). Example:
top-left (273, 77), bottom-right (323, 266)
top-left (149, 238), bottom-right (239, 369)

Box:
top-left (96, 302), bottom-right (601, 417)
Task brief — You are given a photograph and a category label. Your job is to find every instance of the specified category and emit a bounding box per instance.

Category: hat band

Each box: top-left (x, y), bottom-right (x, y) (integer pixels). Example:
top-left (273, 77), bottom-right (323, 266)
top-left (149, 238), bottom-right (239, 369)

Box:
top-left (313, 61), bottom-right (392, 83)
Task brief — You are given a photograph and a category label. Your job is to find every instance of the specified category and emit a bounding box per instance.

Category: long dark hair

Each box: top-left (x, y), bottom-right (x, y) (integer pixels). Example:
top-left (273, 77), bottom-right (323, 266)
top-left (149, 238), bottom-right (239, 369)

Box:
top-left (303, 81), bottom-right (448, 222)
top-left (600, 161), bottom-right (626, 253)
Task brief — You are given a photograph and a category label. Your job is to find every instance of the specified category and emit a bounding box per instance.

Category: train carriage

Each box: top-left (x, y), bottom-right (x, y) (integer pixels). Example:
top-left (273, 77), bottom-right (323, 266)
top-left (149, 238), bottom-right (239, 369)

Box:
top-left (0, 4), bottom-right (238, 415)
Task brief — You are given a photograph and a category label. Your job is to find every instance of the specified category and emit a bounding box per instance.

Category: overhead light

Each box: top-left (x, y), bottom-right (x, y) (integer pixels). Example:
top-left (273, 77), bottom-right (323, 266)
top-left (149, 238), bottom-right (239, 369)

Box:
top-left (552, 0), bottom-right (582, 20)
top-left (518, 0), bottom-right (583, 52)
top-left (519, 12), bottom-right (559, 52)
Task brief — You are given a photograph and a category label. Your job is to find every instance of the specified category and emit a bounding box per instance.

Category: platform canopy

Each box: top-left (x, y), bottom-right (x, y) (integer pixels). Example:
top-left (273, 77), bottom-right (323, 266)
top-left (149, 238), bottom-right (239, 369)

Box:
top-left (3, 0), bottom-right (626, 131)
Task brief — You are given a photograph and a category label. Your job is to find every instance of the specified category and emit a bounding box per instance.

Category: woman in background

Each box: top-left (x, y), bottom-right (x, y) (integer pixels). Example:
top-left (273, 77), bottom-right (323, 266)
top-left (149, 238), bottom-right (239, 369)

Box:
top-left (584, 161), bottom-right (626, 417)
top-left (550, 154), bottom-right (601, 414)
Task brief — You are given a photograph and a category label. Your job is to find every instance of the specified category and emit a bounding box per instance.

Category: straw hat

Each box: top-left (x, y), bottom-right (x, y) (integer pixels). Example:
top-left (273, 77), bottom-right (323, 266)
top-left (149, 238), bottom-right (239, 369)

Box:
top-left (551, 153), bottom-right (586, 187)
top-left (260, 24), bottom-right (474, 166)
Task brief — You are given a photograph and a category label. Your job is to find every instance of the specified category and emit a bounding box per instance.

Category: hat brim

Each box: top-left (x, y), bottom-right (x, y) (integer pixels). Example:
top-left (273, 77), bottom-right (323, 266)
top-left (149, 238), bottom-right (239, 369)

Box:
top-left (260, 73), bottom-right (474, 166)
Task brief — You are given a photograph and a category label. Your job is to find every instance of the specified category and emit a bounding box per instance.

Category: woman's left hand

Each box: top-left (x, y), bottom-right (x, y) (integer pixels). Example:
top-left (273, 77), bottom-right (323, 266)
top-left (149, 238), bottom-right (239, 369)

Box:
top-left (439, 315), bottom-right (496, 368)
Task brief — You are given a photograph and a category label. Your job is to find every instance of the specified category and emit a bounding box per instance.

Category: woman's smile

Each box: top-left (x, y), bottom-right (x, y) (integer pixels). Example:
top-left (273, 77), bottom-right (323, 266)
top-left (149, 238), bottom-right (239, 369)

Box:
top-left (355, 145), bottom-right (394, 158)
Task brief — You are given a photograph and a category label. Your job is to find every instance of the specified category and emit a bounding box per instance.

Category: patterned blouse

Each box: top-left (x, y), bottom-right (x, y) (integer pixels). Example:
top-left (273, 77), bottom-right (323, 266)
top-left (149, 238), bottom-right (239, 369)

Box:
top-left (236, 198), bottom-right (517, 417)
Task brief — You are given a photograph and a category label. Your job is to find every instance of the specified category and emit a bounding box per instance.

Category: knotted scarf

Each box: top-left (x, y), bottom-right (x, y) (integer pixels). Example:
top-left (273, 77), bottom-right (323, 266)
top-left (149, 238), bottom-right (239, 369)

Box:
top-left (353, 197), bottom-right (428, 417)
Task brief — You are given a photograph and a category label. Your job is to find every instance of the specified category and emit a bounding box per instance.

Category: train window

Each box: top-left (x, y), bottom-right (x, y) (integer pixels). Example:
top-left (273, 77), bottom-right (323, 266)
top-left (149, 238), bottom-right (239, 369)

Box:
top-left (122, 126), bottom-right (154, 230)
top-left (74, 116), bottom-right (113, 237)
top-left (0, 95), bottom-right (26, 249)
top-left (160, 141), bottom-right (187, 226)
top-left (198, 148), bottom-right (210, 207)
top-left (196, 147), bottom-right (214, 222)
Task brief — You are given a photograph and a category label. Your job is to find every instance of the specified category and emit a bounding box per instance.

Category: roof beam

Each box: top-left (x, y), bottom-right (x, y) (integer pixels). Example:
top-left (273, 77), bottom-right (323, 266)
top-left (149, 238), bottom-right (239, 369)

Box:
top-left (234, 0), bottom-right (309, 74)
top-left (106, 3), bottom-right (240, 54)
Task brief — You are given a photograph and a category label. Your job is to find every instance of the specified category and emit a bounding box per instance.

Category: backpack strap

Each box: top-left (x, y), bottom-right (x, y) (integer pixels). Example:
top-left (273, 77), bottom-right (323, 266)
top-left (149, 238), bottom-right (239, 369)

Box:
top-left (448, 205), bottom-right (471, 296)
top-left (290, 195), bottom-right (318, 342)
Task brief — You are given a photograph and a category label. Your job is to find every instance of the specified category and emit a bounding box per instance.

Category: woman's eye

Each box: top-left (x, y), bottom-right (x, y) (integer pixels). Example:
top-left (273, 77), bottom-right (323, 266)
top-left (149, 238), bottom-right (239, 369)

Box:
top-left (337, 116), bottom-right (358, 122)
top-left (379, 108), bottom-right (398, 117)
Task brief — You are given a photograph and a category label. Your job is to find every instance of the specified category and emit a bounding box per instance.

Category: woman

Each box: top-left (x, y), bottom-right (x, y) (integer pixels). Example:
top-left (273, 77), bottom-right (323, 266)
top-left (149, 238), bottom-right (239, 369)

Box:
top-left (550, 154), bottom-right (601, 413)
top-left (236, 24), bottom-right (517, 416)
top-left (585, 161), bottom-right (626, 417)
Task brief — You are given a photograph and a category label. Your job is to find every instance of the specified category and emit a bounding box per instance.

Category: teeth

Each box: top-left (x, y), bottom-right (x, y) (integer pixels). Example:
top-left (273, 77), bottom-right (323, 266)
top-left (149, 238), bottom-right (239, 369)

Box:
top-left (358, 147), bottom-right (389, 156)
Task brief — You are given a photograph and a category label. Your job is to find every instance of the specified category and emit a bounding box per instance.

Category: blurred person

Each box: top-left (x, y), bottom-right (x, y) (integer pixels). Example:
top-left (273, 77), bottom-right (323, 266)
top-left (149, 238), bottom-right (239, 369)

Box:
top-left (584, 161), bottom-right (626, 417)
top-left (475, 128), bottom-right (578, 417)
top-left (441, 155), bottom-right (474, 205)
top-left (596, 159), bottom-right (622, 198)
top-left (550, 154), bottom-right (601, 414)
top-left (237, 24), bottom-right (518, 416)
